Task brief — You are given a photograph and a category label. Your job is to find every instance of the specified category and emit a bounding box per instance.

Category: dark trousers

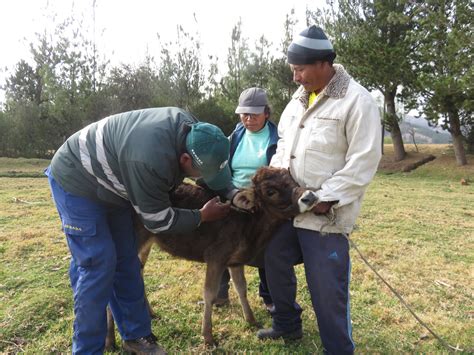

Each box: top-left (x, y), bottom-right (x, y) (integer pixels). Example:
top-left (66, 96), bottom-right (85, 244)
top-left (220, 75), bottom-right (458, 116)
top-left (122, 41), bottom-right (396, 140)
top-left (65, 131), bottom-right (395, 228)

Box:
top-left (46, 168), bottom-right (151, 354)
top-left (265, 220), bottom-right (355, 354)
top-left (217, 268), bottom-right (273, 305)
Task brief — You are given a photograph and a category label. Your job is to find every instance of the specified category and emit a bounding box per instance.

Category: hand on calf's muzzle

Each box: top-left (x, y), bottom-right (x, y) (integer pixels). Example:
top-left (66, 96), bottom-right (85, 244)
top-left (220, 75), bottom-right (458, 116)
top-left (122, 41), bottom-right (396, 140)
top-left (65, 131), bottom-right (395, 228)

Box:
top-left (298, 190), bottom-right (319, 212)
top-left (297, 190), bottom-right (338, 215)
top-left (312, 201), bottom-right (337, 214)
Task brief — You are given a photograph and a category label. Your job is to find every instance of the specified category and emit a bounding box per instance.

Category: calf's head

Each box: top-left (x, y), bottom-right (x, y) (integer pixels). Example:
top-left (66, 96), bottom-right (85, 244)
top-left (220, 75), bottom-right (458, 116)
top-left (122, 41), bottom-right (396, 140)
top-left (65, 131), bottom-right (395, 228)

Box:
top-left (232, 167), bottom-right (316, 218)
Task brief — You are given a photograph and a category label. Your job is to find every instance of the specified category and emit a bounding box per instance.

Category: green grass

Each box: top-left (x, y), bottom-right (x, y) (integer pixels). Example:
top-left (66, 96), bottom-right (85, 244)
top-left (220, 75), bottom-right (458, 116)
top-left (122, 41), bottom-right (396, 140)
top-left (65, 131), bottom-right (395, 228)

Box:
top-left (0, 149), bottom-right (473, 353)
top-left (0, 157), bottom-right (50, 177)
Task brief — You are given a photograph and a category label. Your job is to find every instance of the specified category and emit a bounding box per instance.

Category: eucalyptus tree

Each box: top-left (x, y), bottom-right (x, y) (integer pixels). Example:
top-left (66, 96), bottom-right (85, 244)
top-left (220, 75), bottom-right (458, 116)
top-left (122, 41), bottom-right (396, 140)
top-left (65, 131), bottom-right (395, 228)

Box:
top-left (311, 0), bottom-right (420, 161)
top-left (413, 0), bottom-right (472, 165)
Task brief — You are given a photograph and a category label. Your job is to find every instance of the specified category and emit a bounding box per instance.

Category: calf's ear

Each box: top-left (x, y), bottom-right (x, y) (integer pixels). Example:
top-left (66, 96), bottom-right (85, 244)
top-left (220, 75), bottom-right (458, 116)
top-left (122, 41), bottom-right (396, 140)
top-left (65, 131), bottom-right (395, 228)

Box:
top-left (232, 190), bottom-right (255, 212)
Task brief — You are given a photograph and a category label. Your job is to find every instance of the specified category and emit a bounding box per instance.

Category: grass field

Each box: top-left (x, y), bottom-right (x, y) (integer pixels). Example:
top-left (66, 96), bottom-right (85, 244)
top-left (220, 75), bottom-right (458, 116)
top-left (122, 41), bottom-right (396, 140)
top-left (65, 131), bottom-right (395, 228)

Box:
top-left (0, 145), bottom-right (473, 353)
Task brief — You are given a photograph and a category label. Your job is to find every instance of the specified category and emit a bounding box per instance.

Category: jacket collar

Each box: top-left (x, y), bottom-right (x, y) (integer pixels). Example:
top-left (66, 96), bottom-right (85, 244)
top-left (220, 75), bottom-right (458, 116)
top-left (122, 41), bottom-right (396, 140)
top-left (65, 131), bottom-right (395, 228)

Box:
top-left (293, 64), bottom-right (352, 108)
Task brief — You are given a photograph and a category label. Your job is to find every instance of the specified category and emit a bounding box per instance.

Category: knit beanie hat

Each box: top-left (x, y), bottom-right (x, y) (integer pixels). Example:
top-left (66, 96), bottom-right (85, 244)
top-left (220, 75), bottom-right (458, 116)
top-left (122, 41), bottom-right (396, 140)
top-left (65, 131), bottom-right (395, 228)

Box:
top-left (287, 25), bottom-right (336, 65)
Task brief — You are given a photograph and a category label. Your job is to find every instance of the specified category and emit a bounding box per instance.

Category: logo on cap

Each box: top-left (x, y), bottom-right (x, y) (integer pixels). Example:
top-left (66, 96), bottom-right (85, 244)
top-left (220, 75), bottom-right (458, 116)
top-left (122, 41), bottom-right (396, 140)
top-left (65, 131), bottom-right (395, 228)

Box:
top-left (219, 160), bottom-right (228, 170)
top-left (185, 122), bottom-right (232, 190)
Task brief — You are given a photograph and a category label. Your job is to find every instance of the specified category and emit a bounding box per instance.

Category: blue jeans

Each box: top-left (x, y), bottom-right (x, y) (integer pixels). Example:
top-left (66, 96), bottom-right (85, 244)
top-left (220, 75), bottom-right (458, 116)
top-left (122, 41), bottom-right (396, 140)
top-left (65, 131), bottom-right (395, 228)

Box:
top-left (264, 220), bottom-right (355, 354)
top-left (46, 167), bottom-right (151, 354)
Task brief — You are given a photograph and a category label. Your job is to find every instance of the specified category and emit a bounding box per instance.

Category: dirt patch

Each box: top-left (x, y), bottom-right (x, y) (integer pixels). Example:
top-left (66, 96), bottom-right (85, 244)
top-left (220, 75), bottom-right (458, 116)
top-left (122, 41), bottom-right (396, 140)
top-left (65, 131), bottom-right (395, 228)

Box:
top-left (378, 151), bottom-right (436, 173)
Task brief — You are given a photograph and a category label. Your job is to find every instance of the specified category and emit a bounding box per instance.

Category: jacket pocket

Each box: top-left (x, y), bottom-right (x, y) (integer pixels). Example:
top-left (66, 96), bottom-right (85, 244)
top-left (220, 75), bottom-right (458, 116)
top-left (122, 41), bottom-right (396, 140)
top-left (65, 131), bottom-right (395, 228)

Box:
top-left (303, 149), bottom-right (334, 189)
top-left (307, 117), bottom-right (341, 154)
top-left (62, 217), bottom-right (96, 237)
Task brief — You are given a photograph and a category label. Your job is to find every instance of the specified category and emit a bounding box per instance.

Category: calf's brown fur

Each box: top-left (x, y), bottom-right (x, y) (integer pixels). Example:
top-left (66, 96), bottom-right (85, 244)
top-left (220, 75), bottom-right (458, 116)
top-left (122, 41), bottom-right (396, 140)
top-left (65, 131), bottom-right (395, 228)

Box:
top-left (106, 167), bottom-right (313, 347)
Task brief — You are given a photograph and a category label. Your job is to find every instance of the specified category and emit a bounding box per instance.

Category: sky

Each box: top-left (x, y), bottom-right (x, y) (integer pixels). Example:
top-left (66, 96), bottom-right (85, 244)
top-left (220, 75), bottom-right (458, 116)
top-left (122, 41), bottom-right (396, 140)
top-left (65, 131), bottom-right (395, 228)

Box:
top-left (0, 0), bottom-right (323, 99)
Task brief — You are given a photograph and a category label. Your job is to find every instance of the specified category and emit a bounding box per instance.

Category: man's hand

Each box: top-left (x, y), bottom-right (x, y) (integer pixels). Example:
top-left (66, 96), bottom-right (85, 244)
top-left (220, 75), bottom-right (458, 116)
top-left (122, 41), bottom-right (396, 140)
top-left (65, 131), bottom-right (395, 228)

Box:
top-left (311, 201), bottom-right (337, 215)
top-left (200, 197), bottom-right (231, 222)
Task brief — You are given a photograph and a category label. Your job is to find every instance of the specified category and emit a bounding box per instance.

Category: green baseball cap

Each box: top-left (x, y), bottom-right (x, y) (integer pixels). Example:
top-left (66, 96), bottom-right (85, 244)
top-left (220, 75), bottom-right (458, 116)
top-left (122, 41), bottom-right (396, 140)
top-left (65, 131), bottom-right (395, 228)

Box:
top-left (185, 122), bottom-right (231, 190)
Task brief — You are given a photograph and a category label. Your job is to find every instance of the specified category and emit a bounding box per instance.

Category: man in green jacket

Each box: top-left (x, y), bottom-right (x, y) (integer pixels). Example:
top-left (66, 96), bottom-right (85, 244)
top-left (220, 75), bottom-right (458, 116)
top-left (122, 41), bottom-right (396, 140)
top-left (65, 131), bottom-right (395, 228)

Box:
top-left (46, 107), bottom-right (233, 354)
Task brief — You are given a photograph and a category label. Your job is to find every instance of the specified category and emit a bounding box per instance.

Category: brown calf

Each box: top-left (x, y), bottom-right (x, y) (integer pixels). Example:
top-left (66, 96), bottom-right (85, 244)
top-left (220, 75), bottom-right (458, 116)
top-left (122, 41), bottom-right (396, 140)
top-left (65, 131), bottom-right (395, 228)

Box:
top-left (106, 167), bottom-right (316, 347)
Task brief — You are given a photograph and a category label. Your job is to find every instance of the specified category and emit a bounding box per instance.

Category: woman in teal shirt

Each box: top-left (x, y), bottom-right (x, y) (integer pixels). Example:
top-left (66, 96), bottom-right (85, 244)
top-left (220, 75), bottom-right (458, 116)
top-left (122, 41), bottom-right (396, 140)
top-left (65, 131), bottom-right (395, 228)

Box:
top-left (216, 87), bottom-right (279, 311)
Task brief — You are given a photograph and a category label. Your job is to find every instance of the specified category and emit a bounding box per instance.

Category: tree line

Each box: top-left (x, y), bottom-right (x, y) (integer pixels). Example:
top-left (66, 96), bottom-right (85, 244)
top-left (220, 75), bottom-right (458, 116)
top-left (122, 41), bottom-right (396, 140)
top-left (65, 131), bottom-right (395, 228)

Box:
top-left (0, 1), bottom-right (472, 165)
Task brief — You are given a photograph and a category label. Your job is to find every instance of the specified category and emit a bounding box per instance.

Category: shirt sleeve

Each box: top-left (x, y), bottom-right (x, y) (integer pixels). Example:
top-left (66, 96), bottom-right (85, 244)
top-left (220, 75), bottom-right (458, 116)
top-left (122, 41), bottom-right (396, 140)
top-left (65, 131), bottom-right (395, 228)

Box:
top-left (316, 94), bottom-right (382, 207)
top-left (120, 161), bottom-right (201, 234)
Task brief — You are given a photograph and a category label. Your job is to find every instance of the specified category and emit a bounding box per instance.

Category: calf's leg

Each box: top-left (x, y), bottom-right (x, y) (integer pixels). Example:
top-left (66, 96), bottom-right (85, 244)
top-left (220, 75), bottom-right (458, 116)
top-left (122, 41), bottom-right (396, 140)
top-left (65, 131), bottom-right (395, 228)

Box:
top-left (137, 237), bottom-right (157, 318)
top-left (202, 261), bottom-right (226, 346)
top-left (229, 266), bottom-right (257, 325)
top-left (105, 306), bottom-right (116, 350)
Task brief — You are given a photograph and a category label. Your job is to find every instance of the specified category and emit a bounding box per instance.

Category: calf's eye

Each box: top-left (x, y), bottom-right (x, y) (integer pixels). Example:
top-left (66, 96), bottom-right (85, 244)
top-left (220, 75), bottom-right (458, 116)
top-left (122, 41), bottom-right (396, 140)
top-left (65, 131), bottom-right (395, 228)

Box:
top-left (266, 188), bottom-right (276, 197)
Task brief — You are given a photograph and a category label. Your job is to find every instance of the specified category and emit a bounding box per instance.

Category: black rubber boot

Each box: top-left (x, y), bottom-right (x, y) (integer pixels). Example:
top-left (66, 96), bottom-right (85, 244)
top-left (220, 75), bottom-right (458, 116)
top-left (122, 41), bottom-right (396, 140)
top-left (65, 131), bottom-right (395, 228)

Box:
top-left (257, 327), bottom-right (303, 341)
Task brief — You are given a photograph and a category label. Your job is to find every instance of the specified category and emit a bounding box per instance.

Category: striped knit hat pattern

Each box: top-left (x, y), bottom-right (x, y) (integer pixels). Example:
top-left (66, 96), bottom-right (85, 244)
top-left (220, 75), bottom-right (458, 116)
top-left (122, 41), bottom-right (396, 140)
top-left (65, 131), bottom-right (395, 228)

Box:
top-left (287, 25), bottom-right (336, 65)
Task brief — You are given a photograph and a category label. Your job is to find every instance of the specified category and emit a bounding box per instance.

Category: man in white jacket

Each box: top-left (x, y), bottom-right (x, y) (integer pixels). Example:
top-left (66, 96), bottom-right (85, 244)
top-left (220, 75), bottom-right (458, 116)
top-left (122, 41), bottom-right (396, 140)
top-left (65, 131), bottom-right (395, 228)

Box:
top-left (257, 26), bottom-right (382, 354)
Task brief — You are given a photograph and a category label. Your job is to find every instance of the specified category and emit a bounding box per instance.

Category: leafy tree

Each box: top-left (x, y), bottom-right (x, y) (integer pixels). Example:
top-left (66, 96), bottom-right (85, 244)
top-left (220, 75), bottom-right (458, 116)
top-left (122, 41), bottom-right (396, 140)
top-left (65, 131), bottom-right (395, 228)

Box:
top-left (0, 110), bottom-right (11, 156)
top-left (4, 60), bottom-right (40, 104)
top-left (413, 0), bottom-right (473, 165)
top-left (76, 0), bottom-right (111, 125)
top-left (243, 35), bottom-right (273, 89)
top-left (191, 96), bottom-right (235, 135)
top-left (106, 57), bottom-right (160, 113)
top-left (217, 11), bottom-right (298, 125)
top-left (5, 102), bottom-right (51, 157)
top-left (311, 0), bottom-right (419, 161)
top-left (3, 13), bottom-right (109, 157)
top-left (203, 54), bottom-right (220, 98)
top-left (207, 19), bottom-right (252, 130)
top-left (4, 29), bottom-right (63, 156)
top-left (266, 9), bottom-right (299, 121)
top-left (157, 26), bottom-right (205, 112)
top-left (220, 19), bottom-right (250, 105)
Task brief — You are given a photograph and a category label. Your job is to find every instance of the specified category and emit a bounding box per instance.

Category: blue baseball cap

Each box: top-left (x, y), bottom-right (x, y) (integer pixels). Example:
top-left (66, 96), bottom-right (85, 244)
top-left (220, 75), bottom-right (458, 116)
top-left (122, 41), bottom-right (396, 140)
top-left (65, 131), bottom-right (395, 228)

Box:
top-left (185, 122), bottom-right (232, 190)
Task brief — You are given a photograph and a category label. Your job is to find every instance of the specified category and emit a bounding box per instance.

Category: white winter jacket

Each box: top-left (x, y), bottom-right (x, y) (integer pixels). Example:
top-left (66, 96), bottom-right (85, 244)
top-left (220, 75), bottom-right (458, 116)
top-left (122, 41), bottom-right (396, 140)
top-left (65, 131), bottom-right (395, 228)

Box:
top-left (271, 64), bottom-right (382, 234)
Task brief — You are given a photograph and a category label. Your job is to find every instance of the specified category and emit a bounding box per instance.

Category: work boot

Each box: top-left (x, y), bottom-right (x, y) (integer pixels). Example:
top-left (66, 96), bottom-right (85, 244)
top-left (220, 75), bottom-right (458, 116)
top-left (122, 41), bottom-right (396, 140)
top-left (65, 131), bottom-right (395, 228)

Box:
top-left (257, 327), bottom-right (303, 341)
top-left (122, 333), bottom-right (167, 354)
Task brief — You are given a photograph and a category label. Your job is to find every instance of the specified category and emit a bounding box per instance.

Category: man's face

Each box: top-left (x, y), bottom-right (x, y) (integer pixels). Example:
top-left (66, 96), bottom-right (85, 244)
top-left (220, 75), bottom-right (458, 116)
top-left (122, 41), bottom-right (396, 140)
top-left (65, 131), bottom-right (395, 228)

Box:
top-left (290, 62), bottom-right (327, 92)
top-left (179, 153), bottom-right (202, 178)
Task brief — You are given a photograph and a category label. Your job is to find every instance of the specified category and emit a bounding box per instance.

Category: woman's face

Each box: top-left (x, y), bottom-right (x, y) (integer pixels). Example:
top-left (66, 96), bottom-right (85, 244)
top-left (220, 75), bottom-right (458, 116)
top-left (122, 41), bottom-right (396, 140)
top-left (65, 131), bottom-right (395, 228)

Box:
top-left (239, 112), bottom-right (267, 132)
